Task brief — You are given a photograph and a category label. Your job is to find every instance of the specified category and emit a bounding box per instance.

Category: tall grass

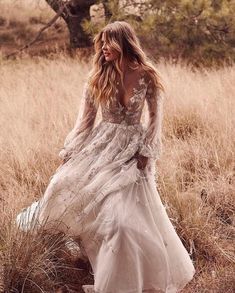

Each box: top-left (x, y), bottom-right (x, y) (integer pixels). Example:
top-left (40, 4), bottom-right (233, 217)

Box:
top-left (0, 54), bottom-right (234, 292)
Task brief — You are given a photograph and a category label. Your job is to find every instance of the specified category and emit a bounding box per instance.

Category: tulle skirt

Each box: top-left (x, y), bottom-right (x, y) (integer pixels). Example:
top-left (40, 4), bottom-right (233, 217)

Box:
top-left (17, 120), bottom-right (195, 293)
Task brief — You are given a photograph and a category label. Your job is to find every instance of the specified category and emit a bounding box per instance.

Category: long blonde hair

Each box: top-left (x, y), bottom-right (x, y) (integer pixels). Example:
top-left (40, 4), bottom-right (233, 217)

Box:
top-left (88, 21), bottom-right (164, 105)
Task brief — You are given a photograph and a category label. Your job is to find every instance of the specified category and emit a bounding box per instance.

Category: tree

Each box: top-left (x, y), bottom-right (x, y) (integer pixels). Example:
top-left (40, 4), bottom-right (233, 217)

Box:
top-left (84, 0), bottom-right (235, 66)
top-left (45, 0), bottom-right (97, 48)
top-left (45, 0), bottom-right (145, 48)
top-left (133, 0), bottom-right (235, 66)
top-left (5, 0), bottom-right (235, 66)
top-left (44, 0), bottom-right (235, 66)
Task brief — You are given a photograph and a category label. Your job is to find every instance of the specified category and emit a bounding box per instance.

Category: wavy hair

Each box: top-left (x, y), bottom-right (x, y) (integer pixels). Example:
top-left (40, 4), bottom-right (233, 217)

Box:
top-left (87, 21), bottom-right (164, 105)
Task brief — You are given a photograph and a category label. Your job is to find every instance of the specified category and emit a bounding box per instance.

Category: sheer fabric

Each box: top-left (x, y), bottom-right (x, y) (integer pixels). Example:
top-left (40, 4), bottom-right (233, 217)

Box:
top-left (59, 70), bottom-right (163, 163)
top-left (58, 82), bottom-right (99, 162)
top-left (138, 79), bottom-right (163, 160)
top-left (17, 69), bottom-right (195, 293)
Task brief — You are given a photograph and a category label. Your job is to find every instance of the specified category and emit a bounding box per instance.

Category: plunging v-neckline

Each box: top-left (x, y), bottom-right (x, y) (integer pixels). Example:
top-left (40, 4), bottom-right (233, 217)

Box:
top-left (116, 74), bottom-right (145, 110)
top-left (118, 94), bottom-right (132, 110)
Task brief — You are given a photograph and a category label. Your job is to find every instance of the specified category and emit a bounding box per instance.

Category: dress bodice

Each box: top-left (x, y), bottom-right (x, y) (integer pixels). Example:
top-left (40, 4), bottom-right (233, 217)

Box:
top-left (100, 71), bottom-right (148, 125)
top-left (59, 69), bottom-right (164, 161)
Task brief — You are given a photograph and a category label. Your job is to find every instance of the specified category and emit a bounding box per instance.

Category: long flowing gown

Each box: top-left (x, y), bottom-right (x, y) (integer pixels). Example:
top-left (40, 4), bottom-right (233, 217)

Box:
top-left (16, 69), bottom-right (196, 293)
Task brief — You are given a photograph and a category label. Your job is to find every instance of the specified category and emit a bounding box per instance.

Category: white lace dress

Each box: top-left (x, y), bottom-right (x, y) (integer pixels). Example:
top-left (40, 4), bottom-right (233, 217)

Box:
top-left (17, 70), bottom-right (196, 293)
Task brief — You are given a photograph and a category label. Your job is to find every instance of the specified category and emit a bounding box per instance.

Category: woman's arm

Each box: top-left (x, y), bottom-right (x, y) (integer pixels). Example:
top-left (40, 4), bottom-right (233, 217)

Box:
top-left (137, 77), bottom-right (164, 164)
top-left (59, 82), bottom-right (98, 162)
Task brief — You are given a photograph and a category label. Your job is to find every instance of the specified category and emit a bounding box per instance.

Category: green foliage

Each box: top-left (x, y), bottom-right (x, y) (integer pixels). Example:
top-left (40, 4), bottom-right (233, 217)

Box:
top-left (84, 0), bottom-right (235, 67)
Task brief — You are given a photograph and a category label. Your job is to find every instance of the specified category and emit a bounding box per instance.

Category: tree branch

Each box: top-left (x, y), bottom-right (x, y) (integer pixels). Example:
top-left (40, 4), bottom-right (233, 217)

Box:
top-left (4, 1), bottom-right (70, 59)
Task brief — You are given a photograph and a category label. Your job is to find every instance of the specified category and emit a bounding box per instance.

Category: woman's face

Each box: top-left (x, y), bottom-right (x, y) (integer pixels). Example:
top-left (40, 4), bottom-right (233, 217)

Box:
top-left (101, 34), bottom-right (119, 62)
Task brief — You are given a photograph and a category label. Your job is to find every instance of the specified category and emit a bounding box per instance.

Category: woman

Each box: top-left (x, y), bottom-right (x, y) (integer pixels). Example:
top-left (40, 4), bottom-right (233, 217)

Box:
top-left (17, 21), bottom-right (195, 293)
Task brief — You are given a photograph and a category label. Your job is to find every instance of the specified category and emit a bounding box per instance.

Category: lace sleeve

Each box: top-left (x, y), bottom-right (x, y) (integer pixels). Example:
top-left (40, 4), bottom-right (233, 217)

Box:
top-left (138, 78), bottom-right (164, 160)
top-left (58, 82), bottom-right (98, 160)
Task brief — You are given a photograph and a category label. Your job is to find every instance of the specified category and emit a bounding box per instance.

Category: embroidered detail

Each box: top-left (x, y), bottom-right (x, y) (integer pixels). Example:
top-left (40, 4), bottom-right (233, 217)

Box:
top-left (101, 74), bottom-right (149, 125)
top-left (60, 71), bottom-right (163, 161)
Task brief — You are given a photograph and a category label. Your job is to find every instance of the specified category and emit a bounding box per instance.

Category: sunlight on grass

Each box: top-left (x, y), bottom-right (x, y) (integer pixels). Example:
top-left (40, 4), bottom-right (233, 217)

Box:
top-left (0, 54), bottom-right (234, 292)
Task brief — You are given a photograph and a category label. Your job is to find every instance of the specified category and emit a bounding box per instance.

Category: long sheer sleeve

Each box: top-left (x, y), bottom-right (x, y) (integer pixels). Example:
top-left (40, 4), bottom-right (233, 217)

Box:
top-left (58, 82), bottom-right (98, 161)
top-left (138, 78), bottom-right (164, 160)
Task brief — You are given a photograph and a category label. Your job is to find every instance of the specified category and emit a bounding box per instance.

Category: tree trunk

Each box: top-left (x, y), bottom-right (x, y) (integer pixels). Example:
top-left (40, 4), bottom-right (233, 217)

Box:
top-left (66, 5), bottom-right (92, 48)
top-left (103, 0), bottom-right (113, 19)
top-left (45, 0), bottom-right (96, 48)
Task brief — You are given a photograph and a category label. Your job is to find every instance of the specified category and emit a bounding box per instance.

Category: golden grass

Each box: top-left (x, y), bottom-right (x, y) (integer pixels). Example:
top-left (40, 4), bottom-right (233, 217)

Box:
top-left (0, 54), bottom-right (234, 292)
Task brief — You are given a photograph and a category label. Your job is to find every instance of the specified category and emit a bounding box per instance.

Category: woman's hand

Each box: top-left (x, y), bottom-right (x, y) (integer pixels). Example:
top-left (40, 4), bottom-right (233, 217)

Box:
top-left (133, 152), bottom-right (148, 170)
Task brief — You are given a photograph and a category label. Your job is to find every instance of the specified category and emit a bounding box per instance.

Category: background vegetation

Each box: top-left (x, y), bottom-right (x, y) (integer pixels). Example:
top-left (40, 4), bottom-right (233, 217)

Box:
top-left (1, 0), bottom-right (235, 67)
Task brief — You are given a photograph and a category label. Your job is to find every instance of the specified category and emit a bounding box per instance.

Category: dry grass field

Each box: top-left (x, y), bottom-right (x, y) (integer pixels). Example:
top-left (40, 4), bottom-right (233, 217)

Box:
top-left (0, 54), bottom-right (234, 292)
top-left (0, 1), bottom-right (234, 293)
